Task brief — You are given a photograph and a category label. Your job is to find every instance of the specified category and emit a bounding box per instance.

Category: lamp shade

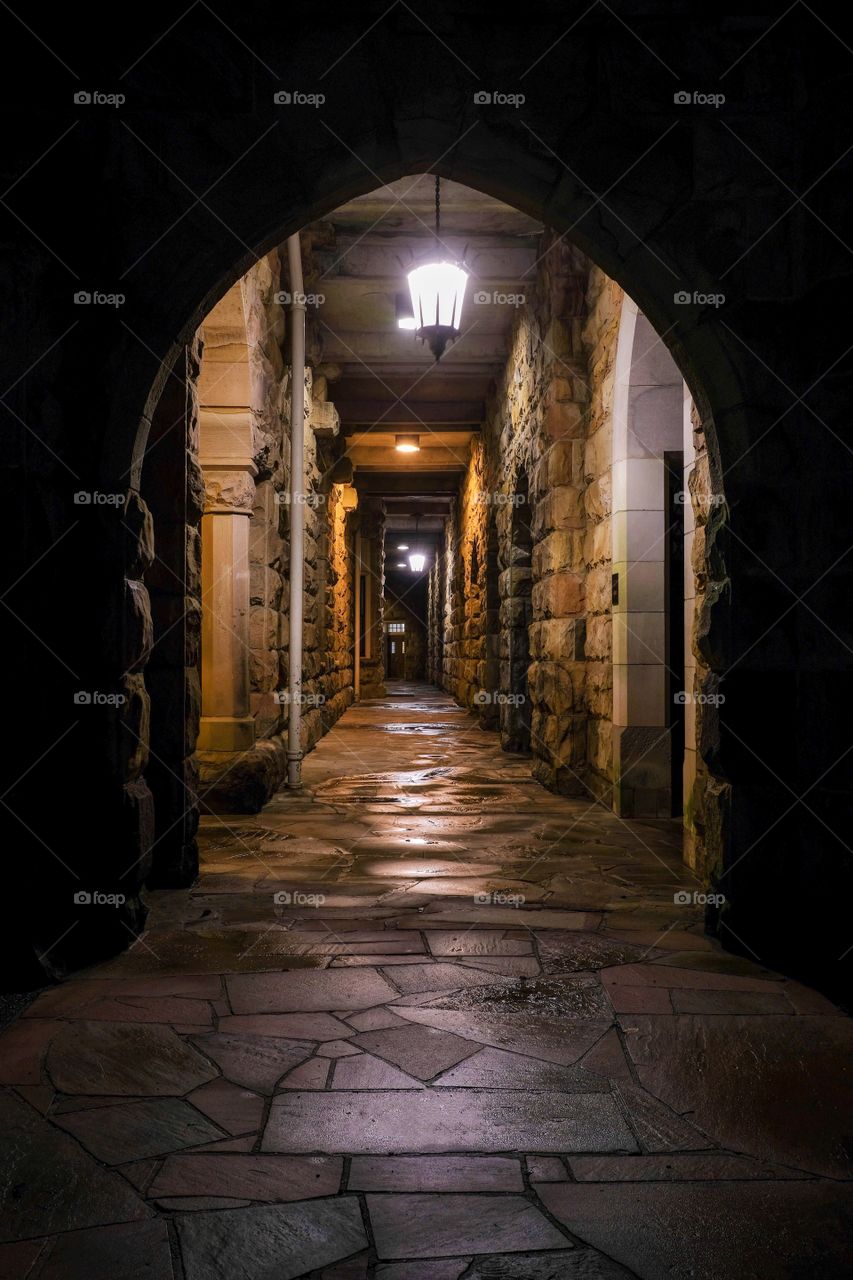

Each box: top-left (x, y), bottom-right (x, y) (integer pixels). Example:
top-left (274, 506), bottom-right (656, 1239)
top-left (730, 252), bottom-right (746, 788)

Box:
top-left (408, 552), bottom-right (426, 572)
top-left (407, 261), bottom-right (468, 360)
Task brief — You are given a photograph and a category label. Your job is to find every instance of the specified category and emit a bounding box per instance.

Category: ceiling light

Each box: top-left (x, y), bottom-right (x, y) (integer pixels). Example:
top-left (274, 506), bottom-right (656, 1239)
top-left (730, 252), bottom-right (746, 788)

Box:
top-left (407, 176), bottom-right (468, 362)
top-left (395, 434), bottom-right (420, 453)
top-left (396, 561), bottom-right (407, 568)
top-left (397, 543), bottom-right (409, 551)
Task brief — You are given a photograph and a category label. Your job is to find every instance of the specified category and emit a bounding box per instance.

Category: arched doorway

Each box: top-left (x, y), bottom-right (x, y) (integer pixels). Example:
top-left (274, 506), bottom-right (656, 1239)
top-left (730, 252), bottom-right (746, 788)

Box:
top-left (8, 19), bottom-right (846, 988)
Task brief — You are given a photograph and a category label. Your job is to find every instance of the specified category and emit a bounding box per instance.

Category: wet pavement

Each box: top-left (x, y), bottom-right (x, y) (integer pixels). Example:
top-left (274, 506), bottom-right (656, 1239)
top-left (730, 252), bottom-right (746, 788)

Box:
top-left (1, 683), bottom-right (852, 1278)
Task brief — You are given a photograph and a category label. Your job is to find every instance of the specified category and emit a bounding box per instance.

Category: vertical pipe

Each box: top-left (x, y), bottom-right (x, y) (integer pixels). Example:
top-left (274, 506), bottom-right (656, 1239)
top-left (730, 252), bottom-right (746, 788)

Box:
top-left (286, 234), bottom-right (306, 788)
top-left (354, 532), bottom-right (362, 699)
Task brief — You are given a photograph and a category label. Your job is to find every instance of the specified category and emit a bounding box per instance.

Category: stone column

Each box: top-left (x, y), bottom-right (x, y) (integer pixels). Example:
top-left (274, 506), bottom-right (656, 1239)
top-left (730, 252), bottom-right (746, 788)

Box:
top-left (196, 408), bottom-right (256, 753)
top-left (355, 497), bottom-right (386, 698)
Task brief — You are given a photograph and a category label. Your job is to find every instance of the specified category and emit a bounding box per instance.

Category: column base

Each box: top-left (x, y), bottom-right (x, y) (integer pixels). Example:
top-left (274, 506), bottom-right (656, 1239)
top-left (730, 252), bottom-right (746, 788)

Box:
top-left (197, 716), bottom-right (255, 751)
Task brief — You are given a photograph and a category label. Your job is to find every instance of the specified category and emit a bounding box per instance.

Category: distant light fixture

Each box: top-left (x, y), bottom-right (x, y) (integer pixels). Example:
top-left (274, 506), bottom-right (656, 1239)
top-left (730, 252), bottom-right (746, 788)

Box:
top-left (395, 434), bottom-right (420, 453)
top-left (408, 552), bottom-right (426, 573)
top-left (395, 561), bottom-right (407, 568)
top-left (395, 292), bottom-right (416, 330)
top-left (397, 543), bottom-right (409, 551)
top-left (407, 176), bottom-right (468, 362)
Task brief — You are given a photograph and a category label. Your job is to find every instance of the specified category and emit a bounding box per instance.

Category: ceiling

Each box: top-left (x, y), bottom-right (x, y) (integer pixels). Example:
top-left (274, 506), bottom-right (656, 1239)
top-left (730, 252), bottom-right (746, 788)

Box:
top-left (303, 177), bottom-right (541, 513)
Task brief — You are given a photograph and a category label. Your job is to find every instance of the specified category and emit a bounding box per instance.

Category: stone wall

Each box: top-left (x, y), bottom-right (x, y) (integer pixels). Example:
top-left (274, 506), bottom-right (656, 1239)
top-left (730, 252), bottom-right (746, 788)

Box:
top-left (170, 250), bottom-right (356, 813)
top-left (430, 234), bottom-right (609, 791)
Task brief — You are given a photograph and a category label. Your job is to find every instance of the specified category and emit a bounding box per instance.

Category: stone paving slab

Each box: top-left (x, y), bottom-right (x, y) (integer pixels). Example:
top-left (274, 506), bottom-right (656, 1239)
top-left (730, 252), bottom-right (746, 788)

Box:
top-left (33, 1219), bottom-right (173, 1280)
top-left (350, 1024), bottom-right (481, 1080)
top-left (189, 1031), bottom-right (312, 1092)
top-left (46, 1022), bottom-right (218, 1096)
top-left (348, 1155), bottom-right (523, 1192)
top-left (54, 1097), bottom-right (225, 1164)
top-left (148, 1153), bottom-right (342, 1201)
top-left (226, 969), bottom-right (399, 1012)
top-left (620, 1013), bottom-right (853, 1177)
top-left (536, 1181), bottom-right (853, 1279)
top-left (263, 1089), bottom-right (638, 1154)
top-left (432, 1047), bottom-right (609, 1092)
top-left (367, 1193), bottom-right (568, 1258)
top-left (391, 1008), bottom-right (611, 1066)
top-left (175, 1197), bottom-right (367, 1280)
top-left (0, 1092), bottom-right (149, 1242)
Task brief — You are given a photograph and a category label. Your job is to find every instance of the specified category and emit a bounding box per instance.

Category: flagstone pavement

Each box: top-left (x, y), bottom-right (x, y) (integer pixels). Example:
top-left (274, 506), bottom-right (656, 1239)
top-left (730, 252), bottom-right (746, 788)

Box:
top-left (2, 684), bottom-right (852, 1278)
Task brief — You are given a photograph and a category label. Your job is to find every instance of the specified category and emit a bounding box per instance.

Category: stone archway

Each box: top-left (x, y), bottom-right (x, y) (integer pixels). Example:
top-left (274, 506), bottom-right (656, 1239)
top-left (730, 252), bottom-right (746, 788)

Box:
top-left (6, 8), bottom-right (850, 989)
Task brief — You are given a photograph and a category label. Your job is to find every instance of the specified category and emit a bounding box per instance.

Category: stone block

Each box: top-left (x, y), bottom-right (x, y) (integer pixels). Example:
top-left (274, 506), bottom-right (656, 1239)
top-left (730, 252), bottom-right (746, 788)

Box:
top-left (533, 572), bottom-right (584, 619)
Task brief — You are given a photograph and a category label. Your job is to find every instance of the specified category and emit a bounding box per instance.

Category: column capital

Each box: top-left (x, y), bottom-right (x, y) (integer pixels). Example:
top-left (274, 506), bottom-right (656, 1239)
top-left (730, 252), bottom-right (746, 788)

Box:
top-left (203, 464), bottom-right (257, 515)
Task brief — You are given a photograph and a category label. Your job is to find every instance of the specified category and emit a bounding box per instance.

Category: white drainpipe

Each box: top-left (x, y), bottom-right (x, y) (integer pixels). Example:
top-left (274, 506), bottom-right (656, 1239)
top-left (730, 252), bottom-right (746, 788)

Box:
top-left (286, 234), bottom-right (306, 789)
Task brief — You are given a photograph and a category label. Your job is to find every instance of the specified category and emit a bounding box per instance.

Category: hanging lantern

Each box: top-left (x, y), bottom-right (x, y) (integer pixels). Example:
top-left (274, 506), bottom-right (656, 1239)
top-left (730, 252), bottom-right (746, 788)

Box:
top-left (407, 176), bottom-right (468, 361)
top-left (407, 512), bottom-right (427, 572)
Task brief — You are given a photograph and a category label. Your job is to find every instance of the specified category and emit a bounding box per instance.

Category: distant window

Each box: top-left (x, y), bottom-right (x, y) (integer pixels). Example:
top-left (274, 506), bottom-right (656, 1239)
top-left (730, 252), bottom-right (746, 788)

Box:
top-left (387, 621), bottom-right (405, 633)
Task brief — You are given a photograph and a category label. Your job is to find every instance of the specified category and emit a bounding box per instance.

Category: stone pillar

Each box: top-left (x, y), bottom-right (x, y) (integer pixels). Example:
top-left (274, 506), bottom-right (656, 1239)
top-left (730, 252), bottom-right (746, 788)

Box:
top-left (196, 409), bottom-right (256, 753)
top-left (141, 338), bottom-right (204, 888)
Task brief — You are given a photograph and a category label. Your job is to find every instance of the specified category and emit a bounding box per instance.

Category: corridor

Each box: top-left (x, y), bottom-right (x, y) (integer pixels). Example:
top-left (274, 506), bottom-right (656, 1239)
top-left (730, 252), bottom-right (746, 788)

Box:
top-left (2, 685), bottom-right (851, 1278)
